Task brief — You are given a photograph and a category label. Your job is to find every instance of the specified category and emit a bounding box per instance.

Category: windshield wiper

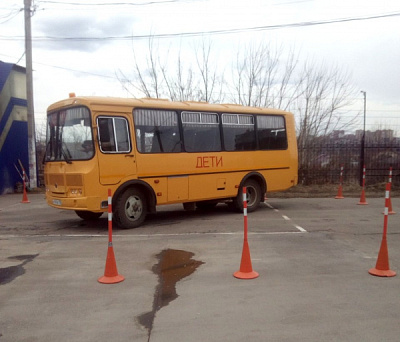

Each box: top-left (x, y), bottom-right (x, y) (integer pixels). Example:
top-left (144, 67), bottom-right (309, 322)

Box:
top-left (61, 144), bottom-right (72, 164)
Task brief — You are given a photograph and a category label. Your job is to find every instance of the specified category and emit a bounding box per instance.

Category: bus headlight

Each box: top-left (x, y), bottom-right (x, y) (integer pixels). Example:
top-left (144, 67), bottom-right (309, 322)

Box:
top-left (70, 188), bottom-right (83, 196)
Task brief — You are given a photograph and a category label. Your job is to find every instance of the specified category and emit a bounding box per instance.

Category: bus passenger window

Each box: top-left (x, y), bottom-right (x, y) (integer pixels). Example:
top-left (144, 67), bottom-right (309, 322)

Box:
top-left (134, 109), bottom-right (182, 153)
top-left (222, 114), bottom-right (256, 151)
top-left (257, 115), bottom-right (287, 150)
top-left (182, 112), bottom-right (221, 152)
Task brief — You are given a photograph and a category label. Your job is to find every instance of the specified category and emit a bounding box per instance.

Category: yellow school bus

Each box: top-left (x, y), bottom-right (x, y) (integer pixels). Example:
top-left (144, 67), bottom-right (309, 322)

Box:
top-left (44, 94), bottom-right (298, 228)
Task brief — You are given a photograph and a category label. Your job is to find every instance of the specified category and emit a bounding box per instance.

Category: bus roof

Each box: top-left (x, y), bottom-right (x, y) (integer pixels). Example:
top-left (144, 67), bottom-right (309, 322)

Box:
top-left (47, 95), bottom-right (292, 116)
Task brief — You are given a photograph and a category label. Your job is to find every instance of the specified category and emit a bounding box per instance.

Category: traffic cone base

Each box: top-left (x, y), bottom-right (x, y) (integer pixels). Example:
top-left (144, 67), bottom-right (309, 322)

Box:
top-left (234, 270), bottom-right (259, 279)
top-left (233, 241), bottom-right (259, 280)
top-left (98, 274), bottom-right (125, 284)
top-left (382, 211), bottom-right (396, 215)
top-left (368, 268), bottom-right (396, 277)
top-left (98, 247), bottom-right (125, 284)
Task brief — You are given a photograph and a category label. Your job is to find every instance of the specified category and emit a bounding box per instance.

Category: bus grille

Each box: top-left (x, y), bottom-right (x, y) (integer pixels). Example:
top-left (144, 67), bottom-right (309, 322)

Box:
top-left (48, 174), bottom-right (64, 186)
top-left (47, 174), bottom-right (83, 187)
top-left (66, 174), bottom-right (83, 186)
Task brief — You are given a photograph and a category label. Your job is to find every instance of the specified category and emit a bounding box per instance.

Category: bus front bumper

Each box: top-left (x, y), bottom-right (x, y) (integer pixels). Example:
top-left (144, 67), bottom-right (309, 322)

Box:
top-left (46, 194), bottom-right (105, 212)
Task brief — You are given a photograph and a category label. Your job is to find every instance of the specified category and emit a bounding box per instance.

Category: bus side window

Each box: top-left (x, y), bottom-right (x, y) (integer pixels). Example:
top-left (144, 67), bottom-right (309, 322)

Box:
top-left (182, 111), bottom-right (221, 152)
top-left (98, 118), bottom-right (115, 151)
top-left (97, 116), bottom-right (131, 153)
top-left (133, 109), bottom-right (182, 154)
top-left (222, 114), bottom-right (256, 151)
top-left (257, 115), bottom-right (287, 150)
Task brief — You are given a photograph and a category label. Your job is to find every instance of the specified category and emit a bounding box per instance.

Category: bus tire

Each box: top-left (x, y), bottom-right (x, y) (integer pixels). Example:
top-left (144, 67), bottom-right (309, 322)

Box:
top-left (233, 179), bottom-right (262, 213)
top-left (114, 187), bottom-right (147, 229)
top-left (75, 210), bottom-right (103, 221)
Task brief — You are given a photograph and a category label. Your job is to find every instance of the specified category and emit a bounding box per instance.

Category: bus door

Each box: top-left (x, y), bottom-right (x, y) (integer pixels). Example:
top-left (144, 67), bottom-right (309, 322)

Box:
top-left (96, 115), bottom-right (137, 185)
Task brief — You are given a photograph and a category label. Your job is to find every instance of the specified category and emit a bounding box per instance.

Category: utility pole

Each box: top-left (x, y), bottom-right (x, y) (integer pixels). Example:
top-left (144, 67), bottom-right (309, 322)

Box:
top-left (24, 0), bottom-right (37, 188)
top-left (360, 91), bottom-right (366, 186)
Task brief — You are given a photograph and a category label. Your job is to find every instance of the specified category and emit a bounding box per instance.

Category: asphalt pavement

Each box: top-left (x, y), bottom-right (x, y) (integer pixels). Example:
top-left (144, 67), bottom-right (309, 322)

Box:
top-left (1, 192), bottom-right (399, 342)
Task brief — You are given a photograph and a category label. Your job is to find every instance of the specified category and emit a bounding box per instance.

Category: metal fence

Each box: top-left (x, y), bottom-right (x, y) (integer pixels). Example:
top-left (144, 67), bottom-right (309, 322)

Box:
top-left (298, 141), bottom-right (400, 186)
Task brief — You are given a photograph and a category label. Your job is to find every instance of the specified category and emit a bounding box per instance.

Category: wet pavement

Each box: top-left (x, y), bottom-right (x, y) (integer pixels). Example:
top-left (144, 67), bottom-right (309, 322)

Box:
top-left (138, 249), bottom-right (204, 341)
top-left (1, 193), bottom-right (400, 341)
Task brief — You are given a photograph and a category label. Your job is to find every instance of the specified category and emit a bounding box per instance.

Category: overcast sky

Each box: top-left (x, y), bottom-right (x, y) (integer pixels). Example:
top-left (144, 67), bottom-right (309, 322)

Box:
top-left (1, 0), bottom-right (399, 132)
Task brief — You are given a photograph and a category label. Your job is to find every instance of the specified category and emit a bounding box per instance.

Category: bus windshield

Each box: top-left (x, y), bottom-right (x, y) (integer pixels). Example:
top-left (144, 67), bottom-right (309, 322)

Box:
top-left (45, 106), bottom-right (94, 162)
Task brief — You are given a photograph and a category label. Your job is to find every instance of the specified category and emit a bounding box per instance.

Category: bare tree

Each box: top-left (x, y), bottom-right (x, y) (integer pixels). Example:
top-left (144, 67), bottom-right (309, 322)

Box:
top-left (296, 61), bottom-right (358, 149)
top-left (119, 37), bottom-right (358, 146)
top-left (230, 42), bottom-right (300, 109)
top-left (193, 38), bottom-right (224, 103)
top-left (117, 37), bottom-right (166, 98)
top-left (160, 49), bottom-right (196, 101)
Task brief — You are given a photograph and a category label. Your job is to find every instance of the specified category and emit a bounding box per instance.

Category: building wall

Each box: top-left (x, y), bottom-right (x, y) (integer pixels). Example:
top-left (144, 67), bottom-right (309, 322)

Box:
top-left (0, 61), bottom-right (28, 194)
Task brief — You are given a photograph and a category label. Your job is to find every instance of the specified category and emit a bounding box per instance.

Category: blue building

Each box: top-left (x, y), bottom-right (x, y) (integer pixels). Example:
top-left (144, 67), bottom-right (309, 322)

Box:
top-left (0, 61), bottom-right (29, 195)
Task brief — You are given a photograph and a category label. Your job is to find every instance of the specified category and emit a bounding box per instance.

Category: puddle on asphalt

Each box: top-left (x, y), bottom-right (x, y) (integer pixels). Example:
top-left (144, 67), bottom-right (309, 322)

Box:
top-left (0, 254), bottom-right (39, 285)
top-left (137, 249), bottom-right (204, 341)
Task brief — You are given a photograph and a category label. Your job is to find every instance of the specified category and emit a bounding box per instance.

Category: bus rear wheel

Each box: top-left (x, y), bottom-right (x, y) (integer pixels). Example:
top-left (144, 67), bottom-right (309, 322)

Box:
top-left (114, 188), bottom-right (147, 229)
top-left (232, 179), bottom-right (262, 213)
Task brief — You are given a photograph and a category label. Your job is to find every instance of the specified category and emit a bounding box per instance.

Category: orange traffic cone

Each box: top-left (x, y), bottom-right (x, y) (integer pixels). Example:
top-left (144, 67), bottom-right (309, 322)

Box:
top-left (369, 237), bottom-right (396, 277)
top-left (369, 182), bottom-right (396, 277)
top-left (358, 165), bottom-right (368, 205)
top-left (358, 188), bottom-right (368, 205)
top-left (98, 245), bottom-right (125, 284)
top-left (234, 187), bottom-right (259, 280)
top-left (21, 170), bottom-right (30, 203)
top-left (335, 184), bottom-right (344, 199)
top-left (98, 189), bottom-right (124, 284)
top-left (388, 197), bottom-right (395, 215)
top-left (234, 240), bottom-right (259, 279)
top-left (383, 197), bottom-right (396, 215)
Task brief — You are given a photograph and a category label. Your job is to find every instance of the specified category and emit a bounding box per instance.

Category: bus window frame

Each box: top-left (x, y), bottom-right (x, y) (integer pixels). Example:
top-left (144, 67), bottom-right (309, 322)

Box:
top-left (181, 111), bottom-right (221, 153)
top-left (96, 115), bottom-right (131, 154)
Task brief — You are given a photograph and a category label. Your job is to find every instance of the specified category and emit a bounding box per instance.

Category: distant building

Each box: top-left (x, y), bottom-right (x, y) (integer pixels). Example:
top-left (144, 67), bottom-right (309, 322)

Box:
top-left (0, 61), bottom-right (28, 194)
top-left (329, 130), bottom-right (345, 140)
top-left (355, 129), bottom-right (394, 143)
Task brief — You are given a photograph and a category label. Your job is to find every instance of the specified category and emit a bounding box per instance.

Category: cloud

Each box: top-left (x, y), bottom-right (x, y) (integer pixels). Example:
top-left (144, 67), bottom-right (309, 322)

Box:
top-left (34, 13), bottom-right (136, 52)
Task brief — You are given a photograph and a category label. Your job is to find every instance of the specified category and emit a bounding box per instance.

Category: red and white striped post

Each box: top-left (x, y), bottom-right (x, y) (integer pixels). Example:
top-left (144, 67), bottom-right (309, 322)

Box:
top-left (369, 182), bottom-right (396, 277)
top-left (335, 164), bottom-right (344, 199)
top-left (358, 165), bottom-right (368, 205)
top-left (98, 189), bottom-right (125, 284)
top-left (387, 167), bottom-right (395, 214)
top-left (243, 187), bottom-right (248, 242)
top-left (107, 189), bottom-right (113, 244)
top-left (233, 187), bottom-right (259, 279)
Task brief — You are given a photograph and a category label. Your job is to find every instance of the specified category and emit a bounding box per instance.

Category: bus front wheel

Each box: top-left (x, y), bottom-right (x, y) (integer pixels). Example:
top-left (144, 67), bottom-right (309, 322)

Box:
top-left (232, 179), bottom-right (262, 213)
top-left (114, 188), bottom-right (147, 229)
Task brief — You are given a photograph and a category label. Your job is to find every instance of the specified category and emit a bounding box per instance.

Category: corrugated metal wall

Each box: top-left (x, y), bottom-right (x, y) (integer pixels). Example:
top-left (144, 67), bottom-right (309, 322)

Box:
top-left (0, 61), bottom-right (28, 194)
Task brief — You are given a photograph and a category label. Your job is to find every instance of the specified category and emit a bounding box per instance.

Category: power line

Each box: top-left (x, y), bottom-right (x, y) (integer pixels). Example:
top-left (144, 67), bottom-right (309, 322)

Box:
top-left (1, 11), bottom-right (399, 41)
top-left (38, 0), bottom-right (197, 6)
top-left (0, 8), bottom-right (23, 24)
